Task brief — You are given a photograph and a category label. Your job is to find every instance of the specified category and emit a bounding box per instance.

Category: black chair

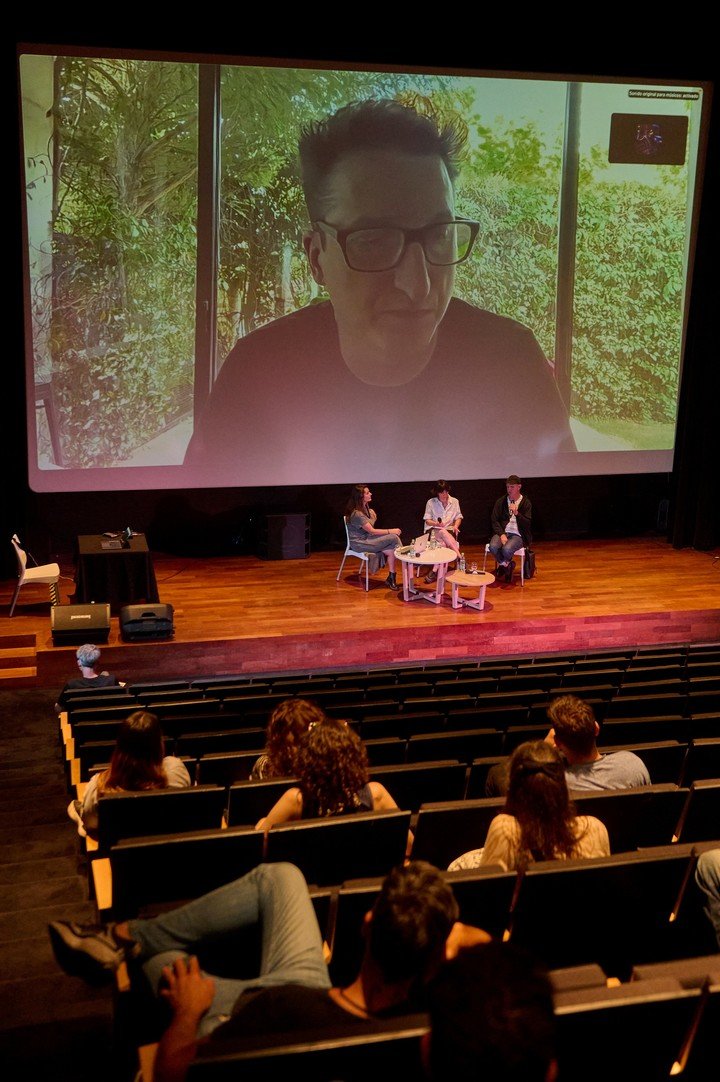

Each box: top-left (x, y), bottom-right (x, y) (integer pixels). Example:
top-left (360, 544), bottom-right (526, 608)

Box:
top-left (447, 865), bottom-right (517, 940)
top-left (508, 845), bottom-right (697, 978)
top-left (684, 739), bottom-right (720, 784)
top-left (370, 761), bottom-right (467, 810)
top-left (109, 826), bottom-right (264, 919)
top-left (196, 751), bottom-right (269, 787)
top-left (175, 729), bottom-right (265, 758)
top-left (360, 712), bottom-right (444, 740)
top-left (96, 785), bottom-right (226, 851)
top-left (363, 737), bottom-right (407, 765)
top-left (465, 757), bottom-right (506, 798)
top-left (406, 729), bottom-right (503, 764)
top-left (412, 798), bottom-right (505, 869)
top-left (185, 1017), bottom-right (428, 1081)
top-left (226, 778), bottom-right (296, 827)
top-left (264, 810), bottom-right (412, 886)
top-left (605, 693), bottom-right (688, 719)
top-left (673, 781), bottom-right (720, 843)
top-left (571, 784), bottom-right (688, 852)
top-left (599, 715), bottom-right (686, 746)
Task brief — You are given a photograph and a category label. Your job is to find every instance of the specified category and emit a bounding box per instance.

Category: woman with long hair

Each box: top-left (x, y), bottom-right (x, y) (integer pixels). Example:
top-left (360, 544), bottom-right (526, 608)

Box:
top-left (67, 710), bottom-right (191, 838)
top-left (250, 698), bottom-right (327, 780)
top-left (449, 740), bottom-right (609, 872)
top-left (255, 717), bottom-right (399, 829)
top-left (344, 484), bottom-right (402, 589)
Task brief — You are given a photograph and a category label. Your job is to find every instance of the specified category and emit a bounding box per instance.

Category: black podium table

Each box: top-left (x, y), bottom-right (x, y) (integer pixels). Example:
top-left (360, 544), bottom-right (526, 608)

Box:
top-left (75, 534), bottom-right (159, 613)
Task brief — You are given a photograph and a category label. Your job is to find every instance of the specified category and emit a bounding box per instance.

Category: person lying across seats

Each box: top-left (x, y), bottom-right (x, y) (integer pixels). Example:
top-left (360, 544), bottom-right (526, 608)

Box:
top-left (254, 716), bottom-right (400, 829)
top-left (250, 698), bottom-right (327, 781)
top-left (67, 710), bottom-right (191, 839)
top-left (449, 740), bottom-right (610, 871)
top-left (49, 860), bottom-right (490, 1082)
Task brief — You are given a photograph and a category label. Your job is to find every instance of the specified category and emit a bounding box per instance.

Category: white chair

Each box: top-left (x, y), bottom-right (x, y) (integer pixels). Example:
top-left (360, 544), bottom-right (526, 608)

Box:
top-left (9, 534), bottom-right (61, 616)
top-left (483, 542), bottom-right (526, 586)
top-left (336, 520), bottom-right (370, 591)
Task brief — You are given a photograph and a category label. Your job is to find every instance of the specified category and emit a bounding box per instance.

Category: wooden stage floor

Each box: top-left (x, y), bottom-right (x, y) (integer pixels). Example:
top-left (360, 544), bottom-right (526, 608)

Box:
top-left (1, 538), bottom-right (718, 687)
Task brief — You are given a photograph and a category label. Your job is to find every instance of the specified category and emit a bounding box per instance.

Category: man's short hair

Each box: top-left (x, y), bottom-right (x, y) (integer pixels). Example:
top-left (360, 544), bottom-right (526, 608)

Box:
top-left (298, 98), bottom-right (467, 222)
top-left (428, 941), bottom-right (556, 1082)
top-left (547, 695), bottom-right (598, 756)
top-left (76, 644), bottom-right (101, 668)
top-left (368, 861), bottom-right (458, 984)
top-left (506, 474), bottom-right (522, 485)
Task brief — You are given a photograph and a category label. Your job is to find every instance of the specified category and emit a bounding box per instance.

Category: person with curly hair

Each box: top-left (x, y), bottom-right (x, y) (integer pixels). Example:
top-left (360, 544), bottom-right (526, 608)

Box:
top-left (255, 717), bottom-right (399, 829)
top-left (250, 698), bottom-right (327, 780)
top-left (67, 710), bottom-right (190, 839)
top-left (449, 740), bottom-right (609, 872)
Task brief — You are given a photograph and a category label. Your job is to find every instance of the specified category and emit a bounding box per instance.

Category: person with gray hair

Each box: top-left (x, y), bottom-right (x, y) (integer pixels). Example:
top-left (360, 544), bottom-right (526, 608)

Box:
top-left (56, 643), bottom-right (122, 711)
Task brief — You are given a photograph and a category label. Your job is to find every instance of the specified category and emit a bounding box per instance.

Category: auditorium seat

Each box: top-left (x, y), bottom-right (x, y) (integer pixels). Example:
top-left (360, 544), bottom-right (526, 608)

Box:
top-left (226, 778), bottom-right (297, 826)
top-left (673, 781), bottom-right (720, 843)
top-left (684, 739), bottom-right (720, 784)
top-left (195, 750), bottom-right (269, 787)
top-left (174, 729), bottom-right (265, 758)
top-left (370, 760), bottom-right (467, 810)
top-left (359, 711), bottom-right (444, 740)
top-left (599, 739), bottom-right (689, 786)
top-left (599, 715), bottom-right (686, 745)
top-left (507, 844), bottom-right (697, 978)
top-left (465, 756), bottom-right (506, 798)
top-left (108, 826), bottom-right (264, 920)
top-left (96, 785), bottom-right (226, 851)
top-left (571, 784), bottom-right (688, 851)
top-left (264, 810), bottom-right (411, 886)
top-left (405, 729), bottom-right (503, 764)
top-left (412, 798), bottom-right (505, 869)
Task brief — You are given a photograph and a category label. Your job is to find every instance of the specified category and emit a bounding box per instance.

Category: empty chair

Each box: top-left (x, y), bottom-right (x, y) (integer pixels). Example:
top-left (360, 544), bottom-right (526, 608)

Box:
top-left (97, 785), bottom-right (226, 851)
top-left (9, 534), bottom-right (60, 616)
top-left (370, 761), bottom-right (467, 811)
top-left (673, 781), bottom-right (720, 844)
top-left (572, 784), bottom-right (688, 852)
top-left (412, 798), bottom-right (505, 869)
top-left (227, 778), bottom-right (298, 827)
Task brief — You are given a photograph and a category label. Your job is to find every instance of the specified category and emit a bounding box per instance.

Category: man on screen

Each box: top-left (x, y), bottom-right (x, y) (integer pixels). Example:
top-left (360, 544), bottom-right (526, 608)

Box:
top-left (184, 99), bottom-right (575, 483)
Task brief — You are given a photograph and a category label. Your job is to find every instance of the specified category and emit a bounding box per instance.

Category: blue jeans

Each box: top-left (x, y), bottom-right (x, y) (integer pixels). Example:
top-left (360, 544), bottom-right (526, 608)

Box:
top-left (128, 863), bottom-right (330, 1036)
top-left (695, 849), bottom-right (720, 949)
top-left (488, 533), bottom-right (524, 565)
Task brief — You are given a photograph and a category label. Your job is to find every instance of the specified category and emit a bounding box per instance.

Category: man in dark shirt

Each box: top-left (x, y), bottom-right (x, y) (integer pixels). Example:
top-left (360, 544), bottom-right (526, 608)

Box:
top-left (49, 861), bottom-right (488, 1081)
top-left (184, 99), bottom-right (575, 486)
top-left (55, 643), bottom-right (121, 712)
top-left (489, 474), bottom-right (533, 581)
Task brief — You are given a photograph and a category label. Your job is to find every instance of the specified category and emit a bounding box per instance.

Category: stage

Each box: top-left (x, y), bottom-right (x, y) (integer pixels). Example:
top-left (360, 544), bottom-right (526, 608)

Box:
top-left (1, 538), bottom-right (718, 688)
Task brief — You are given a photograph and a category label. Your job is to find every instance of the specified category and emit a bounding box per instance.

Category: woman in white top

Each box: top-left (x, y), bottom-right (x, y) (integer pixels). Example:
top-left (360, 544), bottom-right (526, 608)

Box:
top-left (449, 740), bottom-right (610, 872)
top-left (421, 480), bottom-right (462, 584)
top-left (68, 710), bottom-right (191, 838)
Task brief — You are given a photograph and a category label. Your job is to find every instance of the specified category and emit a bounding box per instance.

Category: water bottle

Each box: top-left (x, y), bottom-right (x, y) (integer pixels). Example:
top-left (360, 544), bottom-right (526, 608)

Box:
top-left (459, 552), bottom-right (466, 573)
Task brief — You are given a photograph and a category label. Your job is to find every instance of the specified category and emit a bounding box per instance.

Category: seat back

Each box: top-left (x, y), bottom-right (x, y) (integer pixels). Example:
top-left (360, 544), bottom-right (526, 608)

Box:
top-left (265, 810), bottom-right (411, 886)
top-left (412, 798), bottom-right (505, 869)
top-left (572, 784), bottom-right (688, 851)
top-left (97, 785), bottom-right (226, 850)
top-left (11, 535), bottom-right (27, 579)
top-left (110, 826), bottom-right (264, 919)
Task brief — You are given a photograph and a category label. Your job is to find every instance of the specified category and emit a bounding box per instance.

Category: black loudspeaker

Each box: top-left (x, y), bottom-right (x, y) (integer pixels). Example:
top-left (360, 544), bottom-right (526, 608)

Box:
top-left (120, 603), bottom-right (174, 642)
top-left (257, 513), bottom-right (311, 560)
top-left (51, 603), bottom-right (111, 645)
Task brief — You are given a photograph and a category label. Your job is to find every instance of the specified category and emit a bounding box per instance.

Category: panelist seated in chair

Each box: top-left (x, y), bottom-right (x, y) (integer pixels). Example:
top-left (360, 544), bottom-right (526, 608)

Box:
top-left (345, 483), bottom-right (402, 590)
top-left (255, 716), bottom-right (400, 830)
top-left (421, 479), bottom-right (462, 585)
top-left (48, 860), bottom-right (490, 1082)
top-left (488, 474), bottom-right (531, 582)
top-left (67, 709), bottom-right (190, 839)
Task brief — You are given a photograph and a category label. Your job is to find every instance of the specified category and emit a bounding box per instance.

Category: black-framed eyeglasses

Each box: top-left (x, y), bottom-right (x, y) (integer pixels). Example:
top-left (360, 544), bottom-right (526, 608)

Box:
top-left (313, 219), bottom-right (479, 272)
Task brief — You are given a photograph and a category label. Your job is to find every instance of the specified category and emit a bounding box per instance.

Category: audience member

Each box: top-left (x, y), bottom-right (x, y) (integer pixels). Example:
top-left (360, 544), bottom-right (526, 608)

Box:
top-left (49, 860), bottom-right (490, 1081)
top-left (55, 643), bottom-right (122, 712)
top-left (255, 717), bottom-right (400, 829)
top-left (546, 695), bottom-right (650, 790)
top-left (67, 710), bottom-right (191, 839)
top-left (695, 849), bottom-right (720, 948)
top-left (426, 940), bottom-right (557, 1082)
top-left (449, 740), bottom-right (610, 871)
top-left (344, 484), bottom-right (402, 589)
top-left (250, 698), bottom-right (326, 780)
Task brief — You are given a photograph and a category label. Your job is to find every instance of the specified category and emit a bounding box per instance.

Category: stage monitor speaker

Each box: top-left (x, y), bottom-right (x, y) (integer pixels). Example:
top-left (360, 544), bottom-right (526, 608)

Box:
top-left (257, 513), bottom-right (310, 560)
top-left (120, 603), bottom-right (174, 642)
top-left (51, 603), bottom-right (111, 646)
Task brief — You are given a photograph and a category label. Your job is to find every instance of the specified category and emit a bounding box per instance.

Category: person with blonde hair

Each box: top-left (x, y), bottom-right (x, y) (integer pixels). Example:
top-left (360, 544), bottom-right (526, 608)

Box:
top-left (449, 740), bottom-right (609, 872)
top-left (67, 710), bottom-right (190, 838)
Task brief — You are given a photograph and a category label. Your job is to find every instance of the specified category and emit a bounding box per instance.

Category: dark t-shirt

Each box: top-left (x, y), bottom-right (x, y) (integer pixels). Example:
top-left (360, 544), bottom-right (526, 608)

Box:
top-left (184, 299), bottom-right (576, 486)
top-left (57, 673), bottom-right (118, 708)
top-left (206, 983), bottom-right (424, 1047)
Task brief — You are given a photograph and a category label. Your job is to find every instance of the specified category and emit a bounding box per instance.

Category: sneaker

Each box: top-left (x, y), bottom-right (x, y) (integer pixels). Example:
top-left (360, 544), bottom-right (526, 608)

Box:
top-left (424, 571), bottom-right (437, 584)
top-left (66, 798), bottom-right (87, 838)
top-left (48, 920), bottom-right (124, 983)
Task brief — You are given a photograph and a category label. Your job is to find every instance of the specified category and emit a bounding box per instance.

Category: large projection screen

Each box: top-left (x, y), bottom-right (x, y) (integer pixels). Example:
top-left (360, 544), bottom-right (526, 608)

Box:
top-left (19, 49), bottom-right (709, 492)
